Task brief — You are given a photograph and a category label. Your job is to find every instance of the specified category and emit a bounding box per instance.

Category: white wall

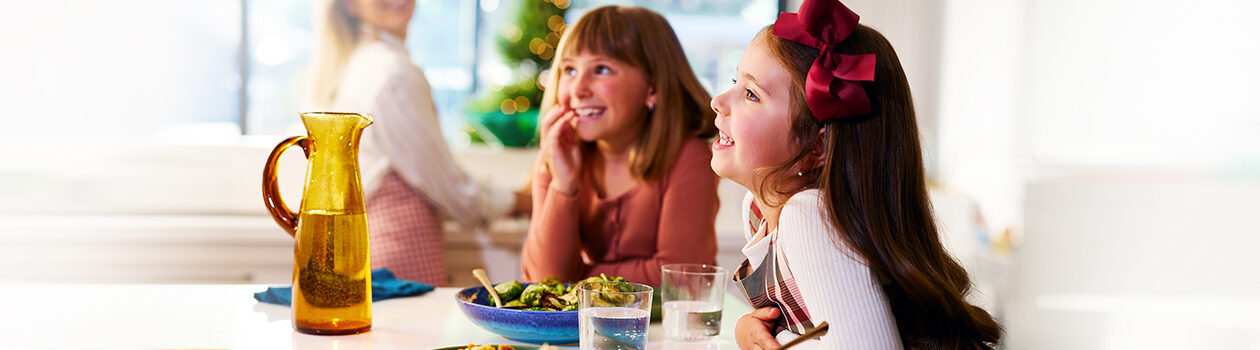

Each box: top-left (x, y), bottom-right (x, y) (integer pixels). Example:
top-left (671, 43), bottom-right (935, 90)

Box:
top-left (1021, 0), bottom-right (1260, 169)
top-left (934, 0), bottom-right (1260, 348)
top-left (937, 0), bottom-right (1028, 234)
top-left (938, 0), bottom-right (1260, 234)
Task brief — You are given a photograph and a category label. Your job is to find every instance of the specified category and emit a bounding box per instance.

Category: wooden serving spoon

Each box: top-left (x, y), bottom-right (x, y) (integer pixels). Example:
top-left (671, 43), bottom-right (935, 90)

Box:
top-left (472, 268), bottom-right (503, 307)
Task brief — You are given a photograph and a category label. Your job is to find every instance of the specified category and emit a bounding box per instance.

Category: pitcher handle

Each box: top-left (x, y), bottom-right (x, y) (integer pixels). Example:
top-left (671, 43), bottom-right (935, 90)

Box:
top-left (263, 136), bottom-right (311, 237)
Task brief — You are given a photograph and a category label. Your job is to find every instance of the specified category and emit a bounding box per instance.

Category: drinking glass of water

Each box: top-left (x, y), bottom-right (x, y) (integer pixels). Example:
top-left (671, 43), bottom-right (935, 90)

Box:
top-left (578, 281), bottom-right (654, 350)
top-left (661, 264), bottom-right (727, 342)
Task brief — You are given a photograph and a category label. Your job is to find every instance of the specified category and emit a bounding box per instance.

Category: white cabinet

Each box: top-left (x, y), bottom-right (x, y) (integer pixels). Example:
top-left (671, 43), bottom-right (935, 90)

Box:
top-left (0, 215), bottom-right (293, 284)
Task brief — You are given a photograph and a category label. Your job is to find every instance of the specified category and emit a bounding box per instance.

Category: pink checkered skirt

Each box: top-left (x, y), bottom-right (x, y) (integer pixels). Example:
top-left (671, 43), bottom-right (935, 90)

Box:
top-left (366, 170), bottom-right (448, 286)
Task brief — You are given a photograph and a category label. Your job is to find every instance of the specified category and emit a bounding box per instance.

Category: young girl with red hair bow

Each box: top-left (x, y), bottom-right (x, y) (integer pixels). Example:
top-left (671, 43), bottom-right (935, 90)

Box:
top-left (710, 0), bottom-right (1001, 348)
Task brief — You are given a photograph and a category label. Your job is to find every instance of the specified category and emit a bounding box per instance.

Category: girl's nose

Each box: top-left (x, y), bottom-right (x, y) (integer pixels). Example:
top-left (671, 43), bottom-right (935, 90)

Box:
top-left (570, 74), bottom-right (592, 100)
top-left (711, 89), bottom-right (730, 117)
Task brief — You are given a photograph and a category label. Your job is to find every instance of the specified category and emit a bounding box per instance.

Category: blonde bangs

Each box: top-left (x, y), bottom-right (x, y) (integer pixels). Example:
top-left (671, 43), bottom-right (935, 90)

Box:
top-left (558, 7), bottom-right (647, 72)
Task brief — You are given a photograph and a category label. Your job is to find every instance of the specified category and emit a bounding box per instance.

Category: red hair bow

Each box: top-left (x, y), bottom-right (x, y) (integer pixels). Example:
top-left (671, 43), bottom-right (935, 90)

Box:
top-left (773, 0), bottom-right (877, 122)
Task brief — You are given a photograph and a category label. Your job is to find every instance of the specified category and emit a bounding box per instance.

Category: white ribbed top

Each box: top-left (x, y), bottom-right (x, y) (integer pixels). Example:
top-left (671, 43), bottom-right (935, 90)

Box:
top-left (739, 190), bottom-right (903, 349)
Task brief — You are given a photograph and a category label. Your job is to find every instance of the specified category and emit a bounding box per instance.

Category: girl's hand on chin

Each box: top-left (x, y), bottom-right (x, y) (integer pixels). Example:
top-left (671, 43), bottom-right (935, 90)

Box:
top-left (540, 106), bottom-right (580, 195)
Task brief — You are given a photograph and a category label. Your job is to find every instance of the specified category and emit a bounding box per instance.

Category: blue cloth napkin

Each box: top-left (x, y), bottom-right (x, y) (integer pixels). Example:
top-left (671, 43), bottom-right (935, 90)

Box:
top-left (253, 269), bottom-right (434, 306)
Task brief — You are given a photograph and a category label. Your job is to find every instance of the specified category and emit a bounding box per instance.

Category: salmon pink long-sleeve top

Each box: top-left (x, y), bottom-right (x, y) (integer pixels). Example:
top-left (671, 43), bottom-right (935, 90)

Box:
top-left (522, 137), bottom-right (720, 287)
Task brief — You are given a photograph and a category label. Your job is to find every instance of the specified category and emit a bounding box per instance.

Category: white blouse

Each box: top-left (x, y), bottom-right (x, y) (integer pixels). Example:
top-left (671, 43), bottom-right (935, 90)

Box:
top-left (740, 190), bottom-right (903, 349)
top-left (329, 30), bottom-right (512, 228)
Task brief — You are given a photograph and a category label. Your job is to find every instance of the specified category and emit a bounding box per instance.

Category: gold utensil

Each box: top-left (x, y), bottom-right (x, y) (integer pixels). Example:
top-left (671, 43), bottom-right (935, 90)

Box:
top-left (776, 322), bottom-right (829, 350)
top-left (472, 268), bottom-right (503, 307)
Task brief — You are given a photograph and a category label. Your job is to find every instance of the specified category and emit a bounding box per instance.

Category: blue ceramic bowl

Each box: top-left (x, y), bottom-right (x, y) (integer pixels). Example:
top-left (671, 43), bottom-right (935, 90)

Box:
top-left (455, 284), bottom-right (578, 344)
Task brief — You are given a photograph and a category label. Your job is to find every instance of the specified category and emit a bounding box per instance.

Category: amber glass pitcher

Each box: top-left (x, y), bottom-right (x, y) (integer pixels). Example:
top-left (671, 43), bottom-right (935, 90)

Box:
top-left (262, 112), bottom-right (374, 335)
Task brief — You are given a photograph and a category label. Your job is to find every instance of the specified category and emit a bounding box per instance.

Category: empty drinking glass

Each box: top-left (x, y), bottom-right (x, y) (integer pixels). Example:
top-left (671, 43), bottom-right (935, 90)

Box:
top-left (578, 281), bottom-right (654, 350)
top-left (661, 264), bottom-right (727, 342)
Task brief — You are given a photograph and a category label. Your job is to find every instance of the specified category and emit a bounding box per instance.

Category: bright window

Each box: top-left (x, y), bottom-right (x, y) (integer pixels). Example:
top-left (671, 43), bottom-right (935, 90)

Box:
top-left (0, 0), bottom-right (777, 144)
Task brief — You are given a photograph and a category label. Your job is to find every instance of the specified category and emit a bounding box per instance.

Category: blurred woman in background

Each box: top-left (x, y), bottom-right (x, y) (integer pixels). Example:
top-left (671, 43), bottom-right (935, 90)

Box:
top-left (308, 0), bottom-right (528, 286)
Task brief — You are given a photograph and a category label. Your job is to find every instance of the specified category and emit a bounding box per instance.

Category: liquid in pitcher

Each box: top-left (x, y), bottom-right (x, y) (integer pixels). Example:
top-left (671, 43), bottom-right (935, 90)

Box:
top-left (292, 210), bottom-right (372, 335)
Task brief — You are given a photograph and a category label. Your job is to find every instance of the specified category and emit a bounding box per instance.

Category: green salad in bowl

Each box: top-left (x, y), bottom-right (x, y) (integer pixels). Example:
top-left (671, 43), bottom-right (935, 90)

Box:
top-left (456, 274), bottom-right (639, 344)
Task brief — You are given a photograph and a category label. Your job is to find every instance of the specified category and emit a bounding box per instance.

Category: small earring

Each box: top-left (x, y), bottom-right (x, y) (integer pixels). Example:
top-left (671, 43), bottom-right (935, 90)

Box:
top-left (797, 170), bottom-right (804, 176)
top-left (647, 102), bottom-right (655, 113)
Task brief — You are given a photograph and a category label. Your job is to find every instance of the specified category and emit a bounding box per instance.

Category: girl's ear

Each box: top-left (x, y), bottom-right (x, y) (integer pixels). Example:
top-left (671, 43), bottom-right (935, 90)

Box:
top-left (802, 129), bottom-right (826, 171)
top-left (645, 86), bottom-right (657, 110)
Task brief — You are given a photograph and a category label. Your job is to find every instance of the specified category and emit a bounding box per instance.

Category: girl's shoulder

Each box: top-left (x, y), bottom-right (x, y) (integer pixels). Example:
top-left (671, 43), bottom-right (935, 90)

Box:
top-left (777, 189), bottom-right (868, 263)
top-left (778, 189), bottom-right (837, 242)
top-left (782, 189), bottom-right (824, 212)
top-left (777, 190), bottom-right (828, 238)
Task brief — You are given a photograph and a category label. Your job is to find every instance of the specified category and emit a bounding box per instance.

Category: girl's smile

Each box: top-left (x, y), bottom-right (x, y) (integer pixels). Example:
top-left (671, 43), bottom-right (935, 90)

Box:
top-left (714, 130), bottom-right (735, 150)
top-left (573, 106), bottom-right (607, 122)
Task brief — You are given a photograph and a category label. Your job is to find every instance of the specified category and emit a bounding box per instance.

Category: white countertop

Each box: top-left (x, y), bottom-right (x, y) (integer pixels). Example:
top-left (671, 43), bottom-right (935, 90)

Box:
top-left (0, 284), bottom-right (752, 349)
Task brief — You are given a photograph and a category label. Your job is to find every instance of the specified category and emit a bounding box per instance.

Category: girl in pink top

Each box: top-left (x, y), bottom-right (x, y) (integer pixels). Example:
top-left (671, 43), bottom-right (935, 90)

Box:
top-left (523, 6), bottom-right (720, 287)
top-left (710, 0), bottom-right (1000, 348)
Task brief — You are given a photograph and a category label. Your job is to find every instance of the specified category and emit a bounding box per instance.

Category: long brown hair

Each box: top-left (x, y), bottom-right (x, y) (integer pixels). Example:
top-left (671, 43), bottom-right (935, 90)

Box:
top-left (756, 25), bottom-right (1002, 348)
top-left (540, 6), bottom-right (717, 181)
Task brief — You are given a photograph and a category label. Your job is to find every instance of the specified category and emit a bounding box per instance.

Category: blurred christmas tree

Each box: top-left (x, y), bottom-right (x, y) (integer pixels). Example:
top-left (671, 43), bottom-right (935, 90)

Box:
top-left (466, 0), bottom-right (569, 147)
